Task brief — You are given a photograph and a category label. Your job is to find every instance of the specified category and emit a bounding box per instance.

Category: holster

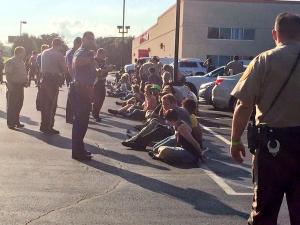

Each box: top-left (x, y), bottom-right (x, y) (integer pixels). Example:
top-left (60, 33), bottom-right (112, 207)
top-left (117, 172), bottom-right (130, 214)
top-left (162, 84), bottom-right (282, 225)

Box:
top-left (247, 120), bottom-right (259, 155)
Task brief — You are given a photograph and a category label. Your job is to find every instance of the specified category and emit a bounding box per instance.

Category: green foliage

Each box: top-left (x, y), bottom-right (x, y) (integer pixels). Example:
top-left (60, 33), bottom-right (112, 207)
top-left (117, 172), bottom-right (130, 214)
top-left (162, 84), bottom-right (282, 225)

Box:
top-left (96, 36), bottom-right (134, 69)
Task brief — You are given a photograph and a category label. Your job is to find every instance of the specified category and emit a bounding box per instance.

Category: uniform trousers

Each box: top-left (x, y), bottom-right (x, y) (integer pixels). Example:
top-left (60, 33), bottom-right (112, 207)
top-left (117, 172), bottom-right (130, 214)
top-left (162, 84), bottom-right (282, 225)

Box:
top-left (6, 84), bottom-right (24, 126)
top-left (71, 85), bottom-right (92, 157)
top-left (92, 80), bottom-right (106, 119)
top-left (39, 78), bottom-right (59, 130)
top-left (249, 127), bottom-right (300, 225)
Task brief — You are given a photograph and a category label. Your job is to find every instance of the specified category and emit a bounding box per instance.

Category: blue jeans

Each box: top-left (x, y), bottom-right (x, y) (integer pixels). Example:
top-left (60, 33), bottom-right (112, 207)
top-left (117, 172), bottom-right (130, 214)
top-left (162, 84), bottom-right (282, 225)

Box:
top-left (71, 86), bottom-right (92, 157)
top-left (153, 135), bottom-right (176, 152)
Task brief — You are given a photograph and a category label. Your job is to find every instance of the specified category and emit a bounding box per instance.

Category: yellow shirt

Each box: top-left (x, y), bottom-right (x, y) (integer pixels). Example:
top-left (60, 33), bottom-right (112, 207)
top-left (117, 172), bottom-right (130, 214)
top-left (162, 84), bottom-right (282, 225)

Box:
top-left (190, 114), bottom-right (198, 128)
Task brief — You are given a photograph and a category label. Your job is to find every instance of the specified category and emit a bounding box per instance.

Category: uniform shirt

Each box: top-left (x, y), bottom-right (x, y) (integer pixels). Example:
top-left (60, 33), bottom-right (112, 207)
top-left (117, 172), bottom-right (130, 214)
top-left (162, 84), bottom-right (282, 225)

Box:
top-left (73, 47), bottom-right (96, 86)
top-left (139, 62), bottom-right (162, 82)
top-left (231, 41), bottom-right (300, 128)
top-left (225, 60), bottom-right (244, 75)
top-left (41, 48), bottom-right (65, 74)
top-left (4, 56), bottom-right (27, 85)
top-left (65, 48), bottom-right (76, 78)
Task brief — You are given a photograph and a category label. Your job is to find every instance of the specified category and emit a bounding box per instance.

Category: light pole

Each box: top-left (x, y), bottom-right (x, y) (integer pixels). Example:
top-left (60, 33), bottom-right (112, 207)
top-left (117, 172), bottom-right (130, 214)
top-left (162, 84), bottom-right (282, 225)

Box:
top-left (117, 0), bottom-right (130, 70)
top-left (173, 0), bottom-right (181, 84)
top-left (20, 21), bottom-right (27, 37)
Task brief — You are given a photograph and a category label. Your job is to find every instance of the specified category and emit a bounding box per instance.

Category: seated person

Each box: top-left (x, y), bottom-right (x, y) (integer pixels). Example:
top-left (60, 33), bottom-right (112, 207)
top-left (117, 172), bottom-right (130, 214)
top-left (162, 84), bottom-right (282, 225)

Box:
top-left (107, 73), bottom-right (131, 98)
top-left (121, 93), bottom-right (191, 149)
top-left (149, 109), bottom-right (205, 164)
top-left (116, 84), bottom-right (144, 106)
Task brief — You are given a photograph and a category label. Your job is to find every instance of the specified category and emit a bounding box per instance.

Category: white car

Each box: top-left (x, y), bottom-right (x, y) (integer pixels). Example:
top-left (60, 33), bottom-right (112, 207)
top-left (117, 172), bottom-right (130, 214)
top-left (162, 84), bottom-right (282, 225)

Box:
top-left (174, 58), bottom-right (207, 77)
top-left (198, 81), bottom-right (215, 104)
top-left (185, 66), bottom-right (226, 96)
top-left (211, 73), bottom-right (242, 110)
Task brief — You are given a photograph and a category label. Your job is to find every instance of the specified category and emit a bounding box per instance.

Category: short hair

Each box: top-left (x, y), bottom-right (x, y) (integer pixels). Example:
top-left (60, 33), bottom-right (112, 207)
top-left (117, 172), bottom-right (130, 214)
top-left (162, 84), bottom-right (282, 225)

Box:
top-left (165, 109), bottom-right (178, 122)
top-left (151, 56), bottom-right (160, 63)
top-left (52, 38), bottom-right (62, 48)
top-left (41, 44), bottom-right (49, 52)
top-left (275, 12), bottom-right (300, 39)
top-left (97, 48), bottom-right (105, 55)
top-left (182, 99), bottom-right (197, 114)
top-left (83, 31), bottom-right (94, 39)
top-left (233, 56), bottom-right (239, 61)
top-left (73, 37), bottom-right (82, 46)
top-left (14, 46), bottom-right (25, 56)
top-left (161, 93), bottom-right (177, 105)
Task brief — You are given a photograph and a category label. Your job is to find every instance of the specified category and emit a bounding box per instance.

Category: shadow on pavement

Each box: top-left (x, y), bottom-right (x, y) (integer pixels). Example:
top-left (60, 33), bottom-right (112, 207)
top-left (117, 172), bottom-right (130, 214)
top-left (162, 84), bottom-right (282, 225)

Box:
top-left (18, 127), bottom-right (168, 171)
top-left (0, 110), bottom-right (39, 126)
top-left (85, 159), bottom-right (249, 219)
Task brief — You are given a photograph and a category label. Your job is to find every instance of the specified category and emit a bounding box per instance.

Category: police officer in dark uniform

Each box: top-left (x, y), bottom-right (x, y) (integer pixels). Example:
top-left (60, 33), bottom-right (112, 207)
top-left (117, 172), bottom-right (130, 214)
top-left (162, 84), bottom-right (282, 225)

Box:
top-left (230, 12), bottom-right (300, 225)
top-left (92, 48), bottom-right (107, 122)
top-left (4, 46), bottom-right (28, 129)
top-left (71, 31), bottom-right (97, 161)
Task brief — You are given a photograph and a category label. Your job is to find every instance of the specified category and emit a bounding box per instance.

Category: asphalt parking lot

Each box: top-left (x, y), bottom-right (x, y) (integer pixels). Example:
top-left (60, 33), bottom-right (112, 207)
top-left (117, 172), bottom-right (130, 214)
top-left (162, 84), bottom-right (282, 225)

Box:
top-left (0, 85), bottom-right (291, 225)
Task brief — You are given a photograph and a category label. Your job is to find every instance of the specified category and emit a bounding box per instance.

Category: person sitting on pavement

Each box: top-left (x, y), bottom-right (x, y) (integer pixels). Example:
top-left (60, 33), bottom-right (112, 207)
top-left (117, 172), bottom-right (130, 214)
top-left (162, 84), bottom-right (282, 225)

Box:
top-left (115, 84), bottom-right (144, 107)
top-left (162, 70), bottom-right (172, 88)
top-left (107, 73), bottom-right (131, 98)
top-left (108, 83), bottom-right (158, 121)
top-left (148, 109), bottom-right (205, 164)
top-left (121, 93), bottom-right (191, 150)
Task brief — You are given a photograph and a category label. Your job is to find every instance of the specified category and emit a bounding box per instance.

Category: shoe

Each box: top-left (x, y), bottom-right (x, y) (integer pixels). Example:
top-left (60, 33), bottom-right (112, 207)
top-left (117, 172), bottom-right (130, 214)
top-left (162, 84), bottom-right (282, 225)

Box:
top-left (121, 140), bottom-right (146, 149)
top-left (108, 109), bottom-right (119, 115)
top-left (85, 150), bottom-right (92, 156)
top-left (115, 101), bottom-right (123, 106)
top-left (72, 154), bottom-right (93, 161)
top-left (94, 117), bottom-right (102, 122)
top-left (49, 128), bottom-right (60, 135)
top-left (16, 123), bottom-right (25, 128)
top-left (7, 125), bottom-right (16, 130)
top-left (148, 151), bottom-right (159, 160)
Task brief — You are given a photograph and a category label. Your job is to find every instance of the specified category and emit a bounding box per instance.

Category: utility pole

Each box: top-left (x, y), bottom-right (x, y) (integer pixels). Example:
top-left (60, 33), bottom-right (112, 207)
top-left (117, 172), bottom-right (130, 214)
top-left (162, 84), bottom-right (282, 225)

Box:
top-left (117, 0), bottom-right (130, 70)
top-left (173, 0), bottom-right (181, 84)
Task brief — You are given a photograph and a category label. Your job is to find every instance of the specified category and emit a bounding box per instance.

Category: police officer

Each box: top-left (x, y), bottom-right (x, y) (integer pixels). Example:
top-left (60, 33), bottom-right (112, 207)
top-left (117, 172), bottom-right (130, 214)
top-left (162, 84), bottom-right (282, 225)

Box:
top-left (71, 31), bottom-right (97, 161)
top-left (40, 38), bottom-right (67, 135)
top-left (65, 37), bottom-right (82, 124)
top-left (92, 48), bottom-right (107, 122)
top-left (230, 12), bottom-right (300, 225)
top-left (224, 55), bottom-right (244, 75)
top-left (4, 46), bottom-right (28, 129)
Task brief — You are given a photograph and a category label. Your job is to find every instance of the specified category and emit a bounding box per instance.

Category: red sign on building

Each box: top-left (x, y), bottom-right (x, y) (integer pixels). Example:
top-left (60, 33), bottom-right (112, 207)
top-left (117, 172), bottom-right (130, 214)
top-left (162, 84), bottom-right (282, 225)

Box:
top-left (139, 32), bottom-right (149, 44)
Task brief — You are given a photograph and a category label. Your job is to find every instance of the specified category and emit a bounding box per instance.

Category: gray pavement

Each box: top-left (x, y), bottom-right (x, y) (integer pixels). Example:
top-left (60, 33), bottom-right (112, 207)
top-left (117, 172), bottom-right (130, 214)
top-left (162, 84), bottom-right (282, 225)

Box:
top-left (0, 84), bottom-right (290, 225)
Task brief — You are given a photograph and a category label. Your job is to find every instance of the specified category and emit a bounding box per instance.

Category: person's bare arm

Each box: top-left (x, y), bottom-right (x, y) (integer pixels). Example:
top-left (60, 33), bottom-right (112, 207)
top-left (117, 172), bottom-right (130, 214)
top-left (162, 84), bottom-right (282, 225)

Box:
top-left (230, 100), bottom-right (253, 163)
top-left (178, 124), bottom-right (203, 159)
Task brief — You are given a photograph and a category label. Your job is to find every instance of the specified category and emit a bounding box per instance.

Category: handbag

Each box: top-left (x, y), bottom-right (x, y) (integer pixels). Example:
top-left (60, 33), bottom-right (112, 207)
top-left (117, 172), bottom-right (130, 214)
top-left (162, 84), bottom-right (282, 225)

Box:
top-left (247, 50), bottom-right (300, 154)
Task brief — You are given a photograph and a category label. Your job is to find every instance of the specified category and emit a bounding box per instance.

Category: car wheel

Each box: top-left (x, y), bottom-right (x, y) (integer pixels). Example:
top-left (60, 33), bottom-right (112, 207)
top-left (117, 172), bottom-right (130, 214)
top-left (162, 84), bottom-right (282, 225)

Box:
top-left (185, 82), bottom-right (198, 96)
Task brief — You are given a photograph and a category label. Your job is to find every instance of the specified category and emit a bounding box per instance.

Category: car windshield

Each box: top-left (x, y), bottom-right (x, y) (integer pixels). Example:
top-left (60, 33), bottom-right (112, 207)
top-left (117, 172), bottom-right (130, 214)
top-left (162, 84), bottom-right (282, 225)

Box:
top-left (207, 67), bottom-right (225, 77)
top-left (179, 62), bottom-right (198, 68)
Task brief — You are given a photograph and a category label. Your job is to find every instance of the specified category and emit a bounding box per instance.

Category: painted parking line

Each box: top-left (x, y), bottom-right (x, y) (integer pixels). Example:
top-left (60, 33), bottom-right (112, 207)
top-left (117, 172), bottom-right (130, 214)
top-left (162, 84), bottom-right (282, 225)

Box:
top-left (201, 125), bottom-right (252, 196)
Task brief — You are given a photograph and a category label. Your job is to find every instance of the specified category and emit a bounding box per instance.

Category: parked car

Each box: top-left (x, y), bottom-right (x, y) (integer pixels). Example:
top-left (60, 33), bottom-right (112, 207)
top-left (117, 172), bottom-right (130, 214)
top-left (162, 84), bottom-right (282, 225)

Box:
top-left (185, 66), bottom-right (226, 96)
top-left (211, 73), bottom-right (242, 110)
top-left (198, 81), bottom-right (215, 104)
top-left (173, 58), bottom-right (207, 77)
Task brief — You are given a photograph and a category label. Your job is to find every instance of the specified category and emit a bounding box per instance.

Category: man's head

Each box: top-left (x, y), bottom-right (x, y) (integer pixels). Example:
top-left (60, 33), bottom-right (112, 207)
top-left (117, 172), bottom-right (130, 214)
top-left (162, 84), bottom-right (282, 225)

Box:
top-left (73, 37), bottom-right (82, 50)
top-left (233, 56), bottom-right (239, 61)
top-left (161, 93), bottom-right (177, 111)
top-left (82, 31), bottom-right (96, 50)
top-left (273, 12), bottom-right (300, 44)
top-left (151, 56), bottom-right (160, 64)
top-left (95, 48), bottom-right (106, 60)
top-left (52, 38), bottom-right (63, 49)
top-left (40, 44), bottom-right (49, 52)
top-left (14, 46), bottom-right (26, 59)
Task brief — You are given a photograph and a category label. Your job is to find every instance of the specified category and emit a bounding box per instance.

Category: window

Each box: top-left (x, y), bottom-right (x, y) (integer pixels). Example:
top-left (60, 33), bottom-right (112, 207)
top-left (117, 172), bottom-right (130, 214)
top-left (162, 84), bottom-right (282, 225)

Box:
top-left (219, 28), bottom-right (231, 39)
top-left (207, 27), bottom-right (255, 41)
top-left (232, 28), bottom-right (243, 40)
top-left (207, 27), bottom-right (219, 39)
top-left (244, 29), bottom-right (255, 40)
top-left (179, 62), bottom-right (198, 68)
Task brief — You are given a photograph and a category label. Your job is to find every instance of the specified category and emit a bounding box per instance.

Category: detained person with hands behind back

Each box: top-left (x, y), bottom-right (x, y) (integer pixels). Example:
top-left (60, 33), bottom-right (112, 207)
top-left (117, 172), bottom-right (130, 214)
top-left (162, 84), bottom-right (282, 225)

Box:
top-left (230, 12), bottom-right (300, 225)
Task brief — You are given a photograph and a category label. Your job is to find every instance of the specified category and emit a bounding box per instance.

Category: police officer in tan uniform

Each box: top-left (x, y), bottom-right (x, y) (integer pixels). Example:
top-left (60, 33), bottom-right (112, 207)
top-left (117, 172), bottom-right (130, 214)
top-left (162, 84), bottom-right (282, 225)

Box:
top-left (230, 12), bottom-right (300, 225)
top-left (4, 46), bottom-right (28, 129)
